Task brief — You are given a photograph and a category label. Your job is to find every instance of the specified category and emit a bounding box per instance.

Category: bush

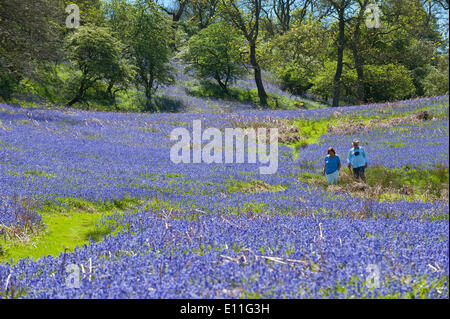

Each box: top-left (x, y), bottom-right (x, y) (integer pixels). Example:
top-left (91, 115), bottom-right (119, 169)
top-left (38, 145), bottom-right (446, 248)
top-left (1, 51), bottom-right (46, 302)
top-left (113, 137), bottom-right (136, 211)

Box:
top-left (423, 54), bottom-right (449, 96)
top-left (363, 64), bottom-right (415, 102)
top-left (309, 60), bottom-right (357, 103)
top-left (65, 25), bottom-right (135, 107)
top-left (183, 21), bottom-right (246, 93)
top-left (0, 74), bottom-right (19, 100)
top-left (264, 20), bottom-right (328, 96)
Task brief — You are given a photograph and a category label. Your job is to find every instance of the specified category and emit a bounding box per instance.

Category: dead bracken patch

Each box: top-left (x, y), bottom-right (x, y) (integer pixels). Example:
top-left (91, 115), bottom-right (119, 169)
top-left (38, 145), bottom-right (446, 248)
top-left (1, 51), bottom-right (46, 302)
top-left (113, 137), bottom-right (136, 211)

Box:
top-left (348, 182), bottom-right (371, 193)
top-left (328, 110), bottom-right (432, 135)
top-left (228, 115), bottom-right (302, 144)
top-left (399, 185), bottom-right (414, 195)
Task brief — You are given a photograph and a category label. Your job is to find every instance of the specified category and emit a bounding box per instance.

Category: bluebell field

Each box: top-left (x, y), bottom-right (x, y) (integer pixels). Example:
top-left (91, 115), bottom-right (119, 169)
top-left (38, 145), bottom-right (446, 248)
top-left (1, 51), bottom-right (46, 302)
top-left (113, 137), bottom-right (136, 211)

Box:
top-left (0, 65), bottom-right (448, 298)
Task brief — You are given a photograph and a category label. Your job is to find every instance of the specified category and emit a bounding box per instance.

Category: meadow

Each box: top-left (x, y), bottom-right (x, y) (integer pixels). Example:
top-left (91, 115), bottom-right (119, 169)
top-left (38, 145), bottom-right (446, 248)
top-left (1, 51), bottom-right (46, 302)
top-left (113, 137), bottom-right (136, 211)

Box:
top-left (0, 64), bottom-right (448, 298)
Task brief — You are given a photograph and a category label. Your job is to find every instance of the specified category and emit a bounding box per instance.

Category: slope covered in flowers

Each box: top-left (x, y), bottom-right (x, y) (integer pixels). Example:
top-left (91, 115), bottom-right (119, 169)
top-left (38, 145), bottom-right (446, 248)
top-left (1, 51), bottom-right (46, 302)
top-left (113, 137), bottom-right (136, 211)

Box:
top-left (0, 69), bottom-right (448, 298)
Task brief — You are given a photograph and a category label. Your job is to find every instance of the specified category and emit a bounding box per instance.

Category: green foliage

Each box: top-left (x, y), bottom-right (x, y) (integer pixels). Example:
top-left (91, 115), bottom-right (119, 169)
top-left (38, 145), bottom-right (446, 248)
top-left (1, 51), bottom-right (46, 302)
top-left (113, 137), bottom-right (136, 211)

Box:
top-left (264, 19), bottom-right (329, 95)
top-left (187, 80), bottom-right (322, 109)
top-left (364, 64), bottom-right (416, 102)
top-left (0, 0), bottom-right (63, 99)
top-left (127, 0), bottom-right (174, 111)
top-left (423, 54), bottom-right (449, 96)
top-left (1, 0), bottom-right (449, 108)
top-left (183, 21), bottom-right (246, 92)
top-left (0, 74), bottom-right (19, 101)
top-left (65, 25), bottom-right (135, 106)
top-left (310, 59), bottom-right (357, 103)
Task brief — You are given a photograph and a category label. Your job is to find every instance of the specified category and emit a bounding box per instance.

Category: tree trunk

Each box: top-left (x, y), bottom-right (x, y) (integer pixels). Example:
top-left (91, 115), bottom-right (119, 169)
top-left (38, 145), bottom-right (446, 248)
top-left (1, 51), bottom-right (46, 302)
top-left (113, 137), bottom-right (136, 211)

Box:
top-left (67, 80), bottom-right (86, 107)
top-left (216, 76), bottom-right (228, 93)
top-left (351, 33), bottom-right (365, 104)
top-left (144, 87), bottom-right (154, 111)
top-left (173, 1), bottom-right (187, 22)
top-left (332, 11), bottom-right (345, 108)
top-left (249, 42), bottom-right (268, 106)
top-left (351, 1), bottom-right (368, 104)
top-left (67, 95), bottom-right (80, 107)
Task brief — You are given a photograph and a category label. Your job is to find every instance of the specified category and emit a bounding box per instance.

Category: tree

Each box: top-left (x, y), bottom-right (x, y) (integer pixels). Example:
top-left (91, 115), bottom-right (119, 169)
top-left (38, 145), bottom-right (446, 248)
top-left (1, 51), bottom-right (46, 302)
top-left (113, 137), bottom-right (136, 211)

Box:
top-left (105, 0), bottom-right (174, 111)
top-left (348, 0), bottom-right (369, 104)
top-left (191, 0), bottom-right (219, 29)
top-left (363, 63), bottom-right (415, 101)
top-left (65, 25), bottom-right (135, 106)
top-left (157, 0), bottom-right (190, 21)
top-left (219, 0), bottom-right (269, 106)
top-left (183, 22), bottom-right (246, 92)
top-left (266, 19), bottom-right (329, 95)
top-left (0, 0), bottom-right (63, 99)
top-left (272, 0), bottom-right (312, 32)
top-left (423, 54), bottom-right (449, 96)
top-left (355, 0), bottom-right (443, 97)
top-left (131, 1), bottom-right (174, 110)
top-left (323, 0), bottom-right (354, 107)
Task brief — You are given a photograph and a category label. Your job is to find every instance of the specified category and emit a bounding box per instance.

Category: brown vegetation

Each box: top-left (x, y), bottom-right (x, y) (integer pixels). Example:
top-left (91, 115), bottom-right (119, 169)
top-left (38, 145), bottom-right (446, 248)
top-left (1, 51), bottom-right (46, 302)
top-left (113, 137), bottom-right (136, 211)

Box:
top-left (328, 111), bottom-right (432, 135)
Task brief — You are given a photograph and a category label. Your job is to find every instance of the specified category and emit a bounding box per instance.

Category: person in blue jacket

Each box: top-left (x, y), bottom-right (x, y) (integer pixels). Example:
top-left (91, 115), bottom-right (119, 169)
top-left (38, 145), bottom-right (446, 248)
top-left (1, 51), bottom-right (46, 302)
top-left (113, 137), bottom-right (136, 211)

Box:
top-left (347, 139), bottom-right (368, 182)
top-left (323, 147), bottom-right (341, 185)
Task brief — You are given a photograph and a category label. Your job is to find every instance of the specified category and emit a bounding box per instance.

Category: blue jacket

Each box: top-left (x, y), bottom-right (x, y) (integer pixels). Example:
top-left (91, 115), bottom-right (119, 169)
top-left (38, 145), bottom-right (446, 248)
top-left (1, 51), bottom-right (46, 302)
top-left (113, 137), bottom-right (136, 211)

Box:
top-left (347, 147), bottom-right (367, 168)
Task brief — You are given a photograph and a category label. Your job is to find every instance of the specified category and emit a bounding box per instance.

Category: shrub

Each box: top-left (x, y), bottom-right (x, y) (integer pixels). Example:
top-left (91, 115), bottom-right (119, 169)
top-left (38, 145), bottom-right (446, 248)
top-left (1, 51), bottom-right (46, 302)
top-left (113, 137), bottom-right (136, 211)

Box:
top-left (183, 21), bottom-right (246, 93)
top-left (363, 64), bottom-right (415, 102)
top-left (423, 54), bottom-right (449, 96)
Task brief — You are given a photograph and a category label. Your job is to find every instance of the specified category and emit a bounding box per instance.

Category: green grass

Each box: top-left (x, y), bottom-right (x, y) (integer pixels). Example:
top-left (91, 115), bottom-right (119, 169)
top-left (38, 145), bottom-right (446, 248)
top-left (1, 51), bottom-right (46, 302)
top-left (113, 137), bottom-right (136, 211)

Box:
top-left (0, 195), bottom-right (198, 264)
top-left (282, 119), bottom-right (331, 158)
top-left (368, 166), bottom-right (449, 199)
top-left (298, 165), bottom-right (449, 203)
top-left (0, 197), bottom-right (140, 263)
top-left (224, 177), bottom-right (286, 194)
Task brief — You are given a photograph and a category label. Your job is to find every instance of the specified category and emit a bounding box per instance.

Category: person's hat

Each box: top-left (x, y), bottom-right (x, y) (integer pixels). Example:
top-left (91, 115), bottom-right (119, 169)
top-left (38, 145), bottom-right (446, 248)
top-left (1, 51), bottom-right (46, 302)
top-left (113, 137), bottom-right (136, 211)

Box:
top-left (353, 139), bottom-right (359, 144)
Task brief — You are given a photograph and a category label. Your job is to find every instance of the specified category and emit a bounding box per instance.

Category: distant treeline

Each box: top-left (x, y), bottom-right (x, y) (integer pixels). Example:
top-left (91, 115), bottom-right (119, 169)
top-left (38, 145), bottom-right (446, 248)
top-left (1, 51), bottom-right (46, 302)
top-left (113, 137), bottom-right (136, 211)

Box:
top-left (0, 0), bottom-right (448, 110)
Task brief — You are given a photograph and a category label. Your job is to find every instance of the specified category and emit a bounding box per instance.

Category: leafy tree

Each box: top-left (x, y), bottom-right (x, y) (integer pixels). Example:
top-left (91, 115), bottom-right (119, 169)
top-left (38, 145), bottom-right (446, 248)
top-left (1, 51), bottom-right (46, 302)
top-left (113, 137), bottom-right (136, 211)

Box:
top-left (191, 0), bottom-right (219, 29)
top-left (348, 0), bottom-right (369, 104)
top-left (272, 0), bottom-right (313, 32)
top-left (105, 0), bottom-right (174, 111)
top-left (0, 0), bottom-right (63, 99)
top-left (65, 25), bottom-right (135, 106)
top-left (423, 54), bottom-right (449, 96)
top-left (310, 59), bottom-right (357, 103)
top-left (219, 0), bottom-right (269, 106)
top-left (183, 22), bottom-right (246, 92)
top-left (157, 0), bottom-right (190, 21)
top-left (322, 0), bottom-right (355, 107)
top-left (64, 0), bottom-right (104, 25)
top-left (363, 63), bottom-right (415, 102)
top-left (264, 19), bottom-right (329, 95)
top-left (355, 0), bottom-right (442, 96)
top-left (131, 1), bottom-right (174, 110)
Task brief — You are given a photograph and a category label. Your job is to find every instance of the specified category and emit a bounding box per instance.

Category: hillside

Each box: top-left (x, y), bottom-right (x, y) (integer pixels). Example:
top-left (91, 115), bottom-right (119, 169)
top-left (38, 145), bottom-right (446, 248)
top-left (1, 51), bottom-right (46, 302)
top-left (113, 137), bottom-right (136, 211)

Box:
top-left (0, 85), bottom-right (448, 297)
